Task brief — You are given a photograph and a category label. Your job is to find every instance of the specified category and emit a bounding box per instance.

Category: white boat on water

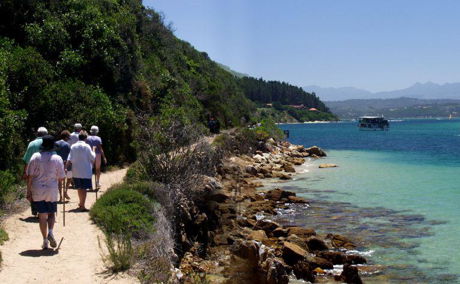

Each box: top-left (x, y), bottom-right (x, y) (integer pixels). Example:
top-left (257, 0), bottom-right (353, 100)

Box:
top-left (358, 116), bottom-right (389, 131)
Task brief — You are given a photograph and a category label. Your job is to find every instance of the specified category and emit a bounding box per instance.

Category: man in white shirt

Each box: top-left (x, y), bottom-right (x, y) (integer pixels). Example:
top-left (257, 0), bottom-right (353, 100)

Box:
top-left (66, 130), bottom-right (95, 211)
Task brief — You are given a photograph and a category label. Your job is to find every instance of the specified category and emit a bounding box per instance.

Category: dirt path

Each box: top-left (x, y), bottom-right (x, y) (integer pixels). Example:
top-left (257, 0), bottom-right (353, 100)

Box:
top-left (0, 168), bottom-right (138, 284)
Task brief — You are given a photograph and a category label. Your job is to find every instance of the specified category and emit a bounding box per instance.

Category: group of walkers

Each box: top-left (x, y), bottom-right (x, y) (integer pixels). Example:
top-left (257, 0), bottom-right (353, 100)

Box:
top-left (22, 123), bottom-right (106, 249)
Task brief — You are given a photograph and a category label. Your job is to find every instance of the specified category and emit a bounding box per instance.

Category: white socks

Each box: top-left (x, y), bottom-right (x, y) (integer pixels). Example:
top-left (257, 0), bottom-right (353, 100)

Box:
top-left (48, 229), bottom-right (53, 236)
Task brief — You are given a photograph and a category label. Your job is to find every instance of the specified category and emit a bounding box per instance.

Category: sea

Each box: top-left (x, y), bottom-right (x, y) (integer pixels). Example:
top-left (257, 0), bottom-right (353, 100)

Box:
top-left (270, 119), bottom-right (460, 283)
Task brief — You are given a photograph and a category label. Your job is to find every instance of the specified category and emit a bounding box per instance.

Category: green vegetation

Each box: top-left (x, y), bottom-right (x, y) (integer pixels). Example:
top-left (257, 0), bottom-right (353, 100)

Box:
top-left (90, 185), bottom-right (155, 238)
top-left (0, 0), bottom-right (256, 175)
top-left (91, 182), bottom-right (156, 273)
top-left (0, 0), bottom-right (336, 277)
top-left (239, 77), bottom-right (337, 122)
top-left (239, 76), bottom-right (331, 112)
top-left (99, 233), bottom-right (134, 273)
top-left (0, 228), bottom-right (8, 245)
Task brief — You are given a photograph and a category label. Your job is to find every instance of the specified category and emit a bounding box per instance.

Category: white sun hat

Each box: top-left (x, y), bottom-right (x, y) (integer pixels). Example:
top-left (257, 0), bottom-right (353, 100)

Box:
top-left (90, 125), bottom-right (99, 135)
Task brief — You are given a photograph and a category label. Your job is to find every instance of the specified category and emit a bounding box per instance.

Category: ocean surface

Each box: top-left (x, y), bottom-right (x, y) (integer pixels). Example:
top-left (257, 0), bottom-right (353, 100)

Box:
top-left (273, 119), bottom-right (460, 283)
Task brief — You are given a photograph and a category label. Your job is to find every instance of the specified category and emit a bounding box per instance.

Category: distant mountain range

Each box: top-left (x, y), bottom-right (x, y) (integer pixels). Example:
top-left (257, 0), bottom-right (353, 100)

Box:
top-left (304, 82), bottom-right (460, 101)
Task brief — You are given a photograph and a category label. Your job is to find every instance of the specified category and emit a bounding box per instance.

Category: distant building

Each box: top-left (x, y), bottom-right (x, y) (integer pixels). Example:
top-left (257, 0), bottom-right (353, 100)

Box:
top-left (308, 107), bottom-right (319, 111)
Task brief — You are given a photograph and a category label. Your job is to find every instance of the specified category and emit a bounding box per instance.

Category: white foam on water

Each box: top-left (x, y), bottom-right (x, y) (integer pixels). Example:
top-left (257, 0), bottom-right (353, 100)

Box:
top-left (346, 249), bottom-right (375, 257)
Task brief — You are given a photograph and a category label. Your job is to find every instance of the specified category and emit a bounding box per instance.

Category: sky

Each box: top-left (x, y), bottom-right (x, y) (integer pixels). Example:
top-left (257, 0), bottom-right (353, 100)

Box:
top-left (144, 0), bottom-right (460, 92)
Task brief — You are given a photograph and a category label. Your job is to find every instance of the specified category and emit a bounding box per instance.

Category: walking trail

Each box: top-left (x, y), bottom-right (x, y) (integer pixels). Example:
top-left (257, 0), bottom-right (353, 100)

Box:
top-left (0, 168), bottom-right (138, 284)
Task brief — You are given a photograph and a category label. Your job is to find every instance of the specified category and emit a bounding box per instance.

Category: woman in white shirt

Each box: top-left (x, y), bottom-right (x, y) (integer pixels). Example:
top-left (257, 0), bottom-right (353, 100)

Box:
top-left (27, 135), bottom-right (65, 249)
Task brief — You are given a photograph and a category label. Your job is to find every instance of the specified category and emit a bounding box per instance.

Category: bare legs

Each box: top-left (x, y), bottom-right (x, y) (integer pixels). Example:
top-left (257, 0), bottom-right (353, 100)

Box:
top-left (38, 213), bottom-right (55, 238)
top-left (94, 154), bottom-right (102, 188)
top-left (38, 214), bottom-right (49, 239)
top-left (39, 213), bottom-right (55, 248)
top-left (77, 189), bottom-right (87, 209)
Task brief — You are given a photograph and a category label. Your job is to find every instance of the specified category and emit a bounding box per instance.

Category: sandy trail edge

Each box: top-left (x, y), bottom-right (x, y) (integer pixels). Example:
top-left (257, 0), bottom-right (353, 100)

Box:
top-left (0, 168), bottom-right (138, 284)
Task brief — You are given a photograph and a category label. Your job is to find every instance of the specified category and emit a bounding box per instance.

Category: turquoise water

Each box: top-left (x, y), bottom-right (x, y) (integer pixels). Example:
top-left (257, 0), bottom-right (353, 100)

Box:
top-left (277, 119), bottom-right (460, 282)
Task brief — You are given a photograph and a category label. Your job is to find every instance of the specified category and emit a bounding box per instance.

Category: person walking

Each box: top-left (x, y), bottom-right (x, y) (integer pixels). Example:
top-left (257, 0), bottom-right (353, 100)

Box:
top-left (66, 130), bottom-right (95, 211)
top-left (23, 127), bottom-right (48, 216)
top-left (26, 135), bottom-right (65, 249)
top-left (86, 126), bottom-right (107, 189)
top-left (67, 123), bottom-right (82, 188)
top-left (68, 123), bottom-right (82, 146)
top-left (55, 130), bottom-right (71, 201)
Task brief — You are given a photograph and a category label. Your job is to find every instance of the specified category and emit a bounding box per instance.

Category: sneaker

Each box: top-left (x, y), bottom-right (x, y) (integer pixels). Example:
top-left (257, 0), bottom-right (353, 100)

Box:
top-left (42, 239), bottom-right (49, 250)
top-left (48, 233), bottom-right (57, 248)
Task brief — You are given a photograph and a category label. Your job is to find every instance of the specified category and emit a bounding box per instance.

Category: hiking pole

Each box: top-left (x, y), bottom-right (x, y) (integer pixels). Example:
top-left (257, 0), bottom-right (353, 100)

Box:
top-left (63, 178), bottom-right (66, 227)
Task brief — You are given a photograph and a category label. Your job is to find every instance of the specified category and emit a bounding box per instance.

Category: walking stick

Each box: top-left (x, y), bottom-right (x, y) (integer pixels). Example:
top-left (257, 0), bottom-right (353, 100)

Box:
top-left (63, 177), bottom-right (66, 227)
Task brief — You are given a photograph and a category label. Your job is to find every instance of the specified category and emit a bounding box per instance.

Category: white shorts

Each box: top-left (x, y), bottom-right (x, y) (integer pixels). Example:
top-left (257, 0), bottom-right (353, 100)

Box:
top-left (66, 170), bottom-right (73, 179)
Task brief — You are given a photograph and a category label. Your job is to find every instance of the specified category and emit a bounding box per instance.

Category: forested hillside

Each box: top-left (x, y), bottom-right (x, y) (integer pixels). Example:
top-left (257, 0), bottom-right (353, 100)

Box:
top-left (239, 77), bottom-right (330, 111)
top-left (0, 0), bottom-right (336, 178)
top-left (0, 0), bottom-right (255, 173)
top-left (239, 77), bottom-right (336, 121)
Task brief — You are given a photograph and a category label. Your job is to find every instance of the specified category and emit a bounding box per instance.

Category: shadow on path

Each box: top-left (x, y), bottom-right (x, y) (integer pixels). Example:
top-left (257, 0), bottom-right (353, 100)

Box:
top-left (19, 249), bottom-right (59, 257)
top-left (67, 208), bottom-right (90, 213)
top-left (19, 217), bottom-right (38, 223)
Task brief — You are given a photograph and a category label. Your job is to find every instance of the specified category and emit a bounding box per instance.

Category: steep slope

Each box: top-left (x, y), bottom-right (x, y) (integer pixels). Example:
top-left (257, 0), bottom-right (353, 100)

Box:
top-left (0, 0), bottom-right (255, 170)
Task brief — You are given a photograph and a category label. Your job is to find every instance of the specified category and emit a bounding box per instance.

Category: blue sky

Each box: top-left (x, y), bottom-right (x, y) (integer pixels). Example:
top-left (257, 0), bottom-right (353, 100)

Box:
top-left (144, 0), bottom-right (460, 92)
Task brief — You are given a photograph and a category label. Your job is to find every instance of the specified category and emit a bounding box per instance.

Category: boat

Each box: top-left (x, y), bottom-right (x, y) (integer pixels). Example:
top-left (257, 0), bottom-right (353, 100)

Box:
top-left (358, 116), bottom-right (389, 131)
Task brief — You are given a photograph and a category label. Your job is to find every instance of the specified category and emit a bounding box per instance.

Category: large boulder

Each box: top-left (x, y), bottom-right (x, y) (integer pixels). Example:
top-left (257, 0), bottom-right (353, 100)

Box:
top-left (245, 165), bottom-right (258, 176)
top-left (287, 196), bottom-right (308, 204)
top-left (346, 254), bottom-right (367, 265)
top-left (306, 237), bottom-right (329, 251)
top-left (248, 230), bottom-right (268, 242)
top-left (231, 240), bottom-right (260, 266)
top-left (292, 261), bottom-right (315, 282)
top-left (262, 257), bottom-right (290, 284)
top-left (254, 220), bottom-right (280, 235)
top-left (273, 227), bottom-right (289, 238)
top-left (335, 264), bottom-right (363, 284)
top-left (282, 241), bottom-right (308, 265)
top-left (286, 234), bottom-right (309, 251)
top-left (282, 163), bottom-right (296, 173)
top-left (279, 173), bottom-right (292, 180)
top-left (326, 234), bottom-right (356, 250)
top-left (316, 251), bottom-right (347, 264)
top-left (247, 200), bottom-right (277, 215)
top-left (287, 227), bottom-right (317, 238)
top-left (265, 188), bottom-right (296, 202)
top-left (305, 146), bottom-right (327, 157)
top-left (308, 256), bottom-right (333, 270)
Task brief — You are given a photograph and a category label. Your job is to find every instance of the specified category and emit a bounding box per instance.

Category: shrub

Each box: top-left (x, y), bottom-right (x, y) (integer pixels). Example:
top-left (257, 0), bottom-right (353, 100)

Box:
top-left (90, 187), bottom-right (155, 238)
top-left (136, 207), bottom-right (175, 283)
top-left (0, 228), bottom-right (8, 245)
top-left (125, 161), bottom-right (148, 183)
top-left (254, 119), bottom-right (285, 141)
top-left (99, 233), bottom-right (133, 273)
top-left (0, 171), bottom-right (20, 208)
top-left (212, 129), bottom-right (259, 156)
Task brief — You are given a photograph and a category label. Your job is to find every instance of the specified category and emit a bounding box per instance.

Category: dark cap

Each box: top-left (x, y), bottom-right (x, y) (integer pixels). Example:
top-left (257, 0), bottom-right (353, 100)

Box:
top-left (40, 135), bottom-right (56, 151)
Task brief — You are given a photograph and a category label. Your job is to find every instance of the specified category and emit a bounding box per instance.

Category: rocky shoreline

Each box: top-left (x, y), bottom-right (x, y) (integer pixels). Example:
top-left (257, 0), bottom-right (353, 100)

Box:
top-left (176, 140), bottom-right (370, 283)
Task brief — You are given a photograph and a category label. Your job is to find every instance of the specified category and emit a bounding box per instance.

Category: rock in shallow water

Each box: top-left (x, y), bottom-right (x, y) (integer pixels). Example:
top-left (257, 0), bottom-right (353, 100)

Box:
top-left (319, 163), bottom-right (338, 168)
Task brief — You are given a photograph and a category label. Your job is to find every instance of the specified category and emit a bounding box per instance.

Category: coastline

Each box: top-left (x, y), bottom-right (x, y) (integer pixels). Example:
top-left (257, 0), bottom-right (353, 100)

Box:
top-left (177, 139), bottom-right (372, 283)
